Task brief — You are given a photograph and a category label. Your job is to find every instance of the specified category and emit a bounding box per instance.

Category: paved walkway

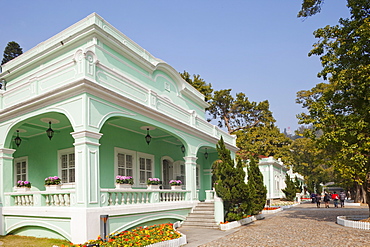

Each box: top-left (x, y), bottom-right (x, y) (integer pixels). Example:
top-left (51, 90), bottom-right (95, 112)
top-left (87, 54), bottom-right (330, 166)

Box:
top-left (178, 202), bottom-right (370, 246)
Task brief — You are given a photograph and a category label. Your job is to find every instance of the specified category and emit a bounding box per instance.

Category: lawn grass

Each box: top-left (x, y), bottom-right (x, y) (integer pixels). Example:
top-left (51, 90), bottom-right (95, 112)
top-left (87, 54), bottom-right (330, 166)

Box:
top-left (0, 235), bottom-right (70, 247)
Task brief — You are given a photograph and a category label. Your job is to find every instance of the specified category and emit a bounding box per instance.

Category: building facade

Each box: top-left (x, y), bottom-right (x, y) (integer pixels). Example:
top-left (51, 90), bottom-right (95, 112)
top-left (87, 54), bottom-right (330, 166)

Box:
top-left (0, 13), bottom-right (237, 243)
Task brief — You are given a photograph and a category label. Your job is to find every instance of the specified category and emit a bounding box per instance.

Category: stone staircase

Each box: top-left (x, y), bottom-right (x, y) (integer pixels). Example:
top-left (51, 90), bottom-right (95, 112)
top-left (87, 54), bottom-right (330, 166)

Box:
top-left (181, 201), bottom-right (219, 229)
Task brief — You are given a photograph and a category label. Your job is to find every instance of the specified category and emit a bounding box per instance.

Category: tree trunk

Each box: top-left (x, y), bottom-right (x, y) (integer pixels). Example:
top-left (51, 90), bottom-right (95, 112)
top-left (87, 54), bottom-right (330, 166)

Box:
top-left (353, 182), bottom-right (362, 203)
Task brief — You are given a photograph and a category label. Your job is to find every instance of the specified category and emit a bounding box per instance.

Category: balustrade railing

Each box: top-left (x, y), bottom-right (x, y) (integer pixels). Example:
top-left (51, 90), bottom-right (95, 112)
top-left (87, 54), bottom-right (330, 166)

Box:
top-left (14, 194), bottom-right (34, 206)
top-left (6, 189), bottom-right (189, 207)
top-left (159, 191), bottom-right (186, 202)
top-left (108, 191), bottom-right (151, 206)
top-left (45, 193), bottom-right (71, 206)
top-left (5, 190), bottom-right (74, 207)
top-left (101, 189), bottom-right (189, 206)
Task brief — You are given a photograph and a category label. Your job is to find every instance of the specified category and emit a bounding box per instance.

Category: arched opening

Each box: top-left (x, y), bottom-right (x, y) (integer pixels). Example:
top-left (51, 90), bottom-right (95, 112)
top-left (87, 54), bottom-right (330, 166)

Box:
top-left (5, 112), bottom-right (74, 191)
top-left (99, 115), bottom-right (187, 189)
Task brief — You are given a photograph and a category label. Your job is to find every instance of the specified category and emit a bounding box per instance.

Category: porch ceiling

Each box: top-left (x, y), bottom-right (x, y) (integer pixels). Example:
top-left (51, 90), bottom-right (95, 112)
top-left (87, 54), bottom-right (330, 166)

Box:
top-left (12, 112), bottom-right (72, 139)
top-left (12, 113), bottom-right (184, 147)
top-left (106, 117), bottom-right (183, 146)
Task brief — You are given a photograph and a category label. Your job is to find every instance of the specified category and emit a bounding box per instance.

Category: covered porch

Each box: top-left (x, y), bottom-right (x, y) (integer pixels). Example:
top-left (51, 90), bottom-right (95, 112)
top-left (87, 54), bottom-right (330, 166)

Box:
top-left (0, 13), bottom-right (237, 244)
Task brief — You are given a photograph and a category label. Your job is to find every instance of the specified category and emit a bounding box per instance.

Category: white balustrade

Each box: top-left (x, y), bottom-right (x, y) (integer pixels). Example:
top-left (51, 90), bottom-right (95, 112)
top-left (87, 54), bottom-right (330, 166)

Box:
top-left (107, 191), bottom-right (151, 206)
top-left (14, 194), bottom-right (34, 206)
top-left (7, 191), bottom-right (72, 207)
top-left (45, 193), bottom-right (71, 206)
top-left (159, 191), bottom-right (186, 202)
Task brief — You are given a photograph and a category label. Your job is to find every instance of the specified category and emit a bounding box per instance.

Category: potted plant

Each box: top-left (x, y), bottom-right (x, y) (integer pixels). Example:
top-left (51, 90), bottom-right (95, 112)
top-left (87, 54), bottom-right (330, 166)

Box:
top-left (115, 175), bottom-right (134, 189)
top-left (169, 180), bottom-right (182, 190)
top-left (16, 180), bottom-right (31, 192)
top-left (147, 178), bottom-right (161, 190)
top-left (44, 176), bottom-right (62, 191)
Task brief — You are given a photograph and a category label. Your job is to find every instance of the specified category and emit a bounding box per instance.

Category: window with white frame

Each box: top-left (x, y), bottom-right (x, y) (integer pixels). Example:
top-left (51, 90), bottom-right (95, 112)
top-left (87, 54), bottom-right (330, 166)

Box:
top-left (59, 148), bottom-right (75, 184)
top-left (117, 152), bottom-right (134, 177)
top-left (114, 148), bottom-right (154, 186)
top-left (14, 157), bottom-right (28, 184)
top-left (138, 152), bottom-right (154, 184)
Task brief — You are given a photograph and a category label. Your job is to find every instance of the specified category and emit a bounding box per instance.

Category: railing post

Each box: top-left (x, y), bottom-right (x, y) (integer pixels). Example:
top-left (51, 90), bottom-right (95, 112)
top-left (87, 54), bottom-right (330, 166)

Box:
top-left (214, 192), bottom-right (224, 224)
top-left (33, 193), bottom-right (42, 206)
top-left (150, 191), bottom-right (160, 203)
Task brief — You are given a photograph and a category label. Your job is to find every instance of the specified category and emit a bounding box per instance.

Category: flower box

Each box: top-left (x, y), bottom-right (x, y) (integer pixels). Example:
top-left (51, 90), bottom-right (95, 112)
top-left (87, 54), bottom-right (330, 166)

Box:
top-left (219, 216), bottom-right (257, 230)
top-left (115, 175), bottom-right (133, 186)
top-left (147, 178), bottom-right (161, 185)
top-left (147, 184), bottom-right (160, 190)
top-left (171, 185), bottom-right (182, 190)
top-left (262, 207), bottom-right (283, 214)
top-left (115, 183), bottom-right (132, 189)
top-left (15, 187), bottom-right (30, 192)
top-left (45, 184), bottom-right (62, 191)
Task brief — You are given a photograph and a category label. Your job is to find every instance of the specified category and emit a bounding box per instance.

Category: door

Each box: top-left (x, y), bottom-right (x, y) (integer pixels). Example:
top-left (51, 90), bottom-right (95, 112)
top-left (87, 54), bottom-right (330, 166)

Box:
top-left (162, 159), bottom-right (173, 189)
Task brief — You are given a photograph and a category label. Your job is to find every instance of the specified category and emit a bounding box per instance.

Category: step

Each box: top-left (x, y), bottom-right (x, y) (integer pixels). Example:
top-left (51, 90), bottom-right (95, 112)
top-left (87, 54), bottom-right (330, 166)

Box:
top-left (182, 221), bottom-right (219, 228)
top-left (191, 210), bottom-right (214, 214)
top-left (193, 207), bottom-right (214, 211)
top-left (185, 217), bottom-right (217, 223)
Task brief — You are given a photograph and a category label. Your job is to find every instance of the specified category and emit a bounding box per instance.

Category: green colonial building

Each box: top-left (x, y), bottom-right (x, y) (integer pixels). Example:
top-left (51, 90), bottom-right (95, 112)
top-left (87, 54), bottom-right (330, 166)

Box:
top-left (0, 13), bottom-right (237, 243)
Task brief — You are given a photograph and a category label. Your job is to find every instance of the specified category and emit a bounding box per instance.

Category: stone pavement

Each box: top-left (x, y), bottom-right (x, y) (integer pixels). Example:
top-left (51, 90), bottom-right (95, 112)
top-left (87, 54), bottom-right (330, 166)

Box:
top-left (178, 202), bottom-right (370, 247)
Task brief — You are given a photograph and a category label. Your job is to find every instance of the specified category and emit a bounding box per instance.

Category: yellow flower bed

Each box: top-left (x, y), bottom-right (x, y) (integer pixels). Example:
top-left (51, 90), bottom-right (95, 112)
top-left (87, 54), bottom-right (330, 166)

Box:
top-left (65, 223), bottom-right (181, 247)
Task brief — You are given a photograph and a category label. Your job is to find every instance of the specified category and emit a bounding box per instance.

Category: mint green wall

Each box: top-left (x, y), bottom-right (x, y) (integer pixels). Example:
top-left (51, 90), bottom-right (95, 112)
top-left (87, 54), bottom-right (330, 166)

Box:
top-left (196, 151), bottom-right (216, 201)
top-left (109, 208), bottom-right (190, 233)
top-left (96, 42), bottom-right (205, 116)
top-left (99, 122), bottom-right (185, 188)
top-left (13, 127), bottom-right (74, 190)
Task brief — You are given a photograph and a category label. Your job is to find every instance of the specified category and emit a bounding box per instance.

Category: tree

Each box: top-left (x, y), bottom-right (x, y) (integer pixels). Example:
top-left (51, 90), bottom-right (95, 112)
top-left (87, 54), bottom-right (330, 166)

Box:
top-left (282, 173), bottom-right (297, 201)
top-left (298, 0), bottom-right (324, 18)
top-left (290, 137), bottom-right (332, 194)
top-left (237, 125), bottom-right (293, 165)
top-left (246, 156), bottom-right (267, 215)
top-left (213, 137), bottom-right (250, 221)
top-left (296, 2), bottom-right (370, 212)
top-left (2, 41), bottom-right (23, 65)
top-left (179, 71), bottom-right (213, 102)
top-left (207, 89), bottom-right (275, 135)
top-left (294, 176), bottom-right (303, 194)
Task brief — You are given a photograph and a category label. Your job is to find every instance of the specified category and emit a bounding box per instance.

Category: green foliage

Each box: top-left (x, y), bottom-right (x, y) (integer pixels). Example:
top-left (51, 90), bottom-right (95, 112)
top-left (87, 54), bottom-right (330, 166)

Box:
top-left (294, 176), bottom-right (302, 193)
top-left (213, 137), bottom-right (250, 221)
top-left (282, 173), bottom-right (297, 201)
top-left (237, 125), bottom-right (293, 165)
top-left (290, 138), bottom-right (333, 190)
top-left (246, 157), bottom-right (267, 215)
top-left (207, 89), bottom-right (275, 135)
top-left (2, 41), bottom-right (23, 65)
top-left (298, 0), bottom-right (323, 18)
top-left (180, 70), bottom-right (289, 164)
top-left (296, 1), bottom-right (370, 204)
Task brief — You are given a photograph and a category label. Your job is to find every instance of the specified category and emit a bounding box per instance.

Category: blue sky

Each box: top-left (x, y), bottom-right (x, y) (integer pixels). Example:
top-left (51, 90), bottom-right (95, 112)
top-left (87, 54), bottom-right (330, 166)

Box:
top-left (0, 0), bottom-right (350, 133)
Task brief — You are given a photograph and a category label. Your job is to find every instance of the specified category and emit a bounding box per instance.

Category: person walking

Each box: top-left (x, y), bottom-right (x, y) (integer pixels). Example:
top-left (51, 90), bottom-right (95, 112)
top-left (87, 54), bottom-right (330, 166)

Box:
top-left (339, 190), bottom-right (346, 208)
top-left (323, 192), bottom-right (331, 208)
top-left (311, 192), bottom-right (316, 203)
top-left (331, 191), bottom-right (339, 208)
top-left (316, 193), bottom-right (322, 208)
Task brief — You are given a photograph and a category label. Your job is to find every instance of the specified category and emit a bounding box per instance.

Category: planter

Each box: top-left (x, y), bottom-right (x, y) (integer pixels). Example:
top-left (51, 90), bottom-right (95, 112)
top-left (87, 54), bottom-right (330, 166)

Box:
top-left (115, 183), bottom-right (132, 189)
top-left (337, 215), bottom-right (370, 230)
top-left (219, 216), bottom-right (257, 230)
top-left (147, 185), bottom-right (160, 190)
top-left (15, 187), bottom-right (30, 192)
top-left (171, 185), bottom-right (182, 190)
top-left (45, 184), bottom-right (62, 191)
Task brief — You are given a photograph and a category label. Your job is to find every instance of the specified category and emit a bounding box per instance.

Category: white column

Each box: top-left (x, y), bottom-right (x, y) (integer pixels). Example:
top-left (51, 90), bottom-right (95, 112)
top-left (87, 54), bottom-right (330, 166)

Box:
top-left (0, 148), bottom-right (16, 235)
top-left (184, 156), bottom-right (198, 200)
top-left (71, 130), bottom-right (102, 207)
